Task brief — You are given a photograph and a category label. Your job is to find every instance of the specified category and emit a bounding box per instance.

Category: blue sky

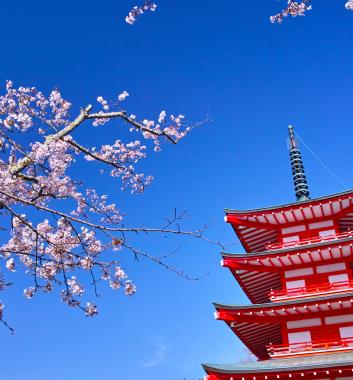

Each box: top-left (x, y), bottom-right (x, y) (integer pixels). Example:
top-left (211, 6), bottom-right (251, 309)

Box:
top-left (1, 1), bottom-right (353, 379)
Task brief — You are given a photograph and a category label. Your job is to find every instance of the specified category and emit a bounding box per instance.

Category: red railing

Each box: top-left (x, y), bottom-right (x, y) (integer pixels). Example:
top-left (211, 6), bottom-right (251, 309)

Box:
top-left (268, 337), bottom-right (353, 358)
top-left (269, 281), bottom-right (353, 301)
top-left (265, 230), bottom-right (353, 251)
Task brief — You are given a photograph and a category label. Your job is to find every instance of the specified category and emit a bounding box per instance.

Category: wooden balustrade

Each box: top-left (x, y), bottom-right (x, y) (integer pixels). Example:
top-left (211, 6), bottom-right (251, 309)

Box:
top-left (269, 281), bottom-right (353, 301)
top-left (267, 337), bottom-right (353, 358)
top-left (265, 230), bottom-right (353, 251)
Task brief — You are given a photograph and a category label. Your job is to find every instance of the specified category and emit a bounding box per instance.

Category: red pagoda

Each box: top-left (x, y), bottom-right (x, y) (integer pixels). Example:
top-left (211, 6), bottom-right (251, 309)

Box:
top-left (202, 126), bottom-right (353, 380)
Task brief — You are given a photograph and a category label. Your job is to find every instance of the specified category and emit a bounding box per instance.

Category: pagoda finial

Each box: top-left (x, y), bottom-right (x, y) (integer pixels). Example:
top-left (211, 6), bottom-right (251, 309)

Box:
top-left (288, 125), bottom-right (310, 202)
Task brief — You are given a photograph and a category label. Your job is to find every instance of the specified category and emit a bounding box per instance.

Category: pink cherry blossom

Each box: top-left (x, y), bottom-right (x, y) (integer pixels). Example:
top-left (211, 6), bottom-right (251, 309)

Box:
top-left (5, 258), bottom-right (15, 272)
top-left (346, 0), bottom-right (353, 10)
top-left (85, 302), bottom-right (98, 317)
top-left (24, 287), bottom-right (35, 299)
top-left (118, 91), bottom-right (129, 101)
top-left (124, 281), bottom-right (137, 295)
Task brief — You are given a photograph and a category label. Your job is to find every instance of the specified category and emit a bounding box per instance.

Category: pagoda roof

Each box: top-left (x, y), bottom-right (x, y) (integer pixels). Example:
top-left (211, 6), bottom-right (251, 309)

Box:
top-left (214, 290), bottom-right (353, 312)
top-left (222, 234), bottom-right (353, 259)
top-left (202, 352), bottom-right (353, 377)
top-left (221, 231), bottom-right (353, 264)
top-left (224, 190), bottom-right (353, 252)
top-left (214, 292), bottom-right (353, 360)
top-left (221, 237), bottom-right (353, 303)
top-left (225, 190), bottom-right (353, 216)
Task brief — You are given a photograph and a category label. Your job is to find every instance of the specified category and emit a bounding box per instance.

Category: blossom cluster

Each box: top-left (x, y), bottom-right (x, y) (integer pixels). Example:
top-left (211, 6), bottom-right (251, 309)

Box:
top-left (270, 0), bottom-right (353, 23)
top-left (125, 1), bottom-right (157, 25)
top-left (270, 0), bottom-right (312, 23)
top-left (84, 140), bottom-right (153, 193)
top-left (0, 80), bottom-right (71, 133)
top-left (138, 112), bottom-right (189, 152)
top-left (2, 216), bottom-right (136, 317)
top-left (346, 0), bottom-right (353, 10)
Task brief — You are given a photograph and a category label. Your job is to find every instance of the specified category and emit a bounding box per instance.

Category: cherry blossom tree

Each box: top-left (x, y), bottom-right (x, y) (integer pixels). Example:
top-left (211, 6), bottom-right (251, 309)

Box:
top-left (0, 80), bottom-right (215, 332)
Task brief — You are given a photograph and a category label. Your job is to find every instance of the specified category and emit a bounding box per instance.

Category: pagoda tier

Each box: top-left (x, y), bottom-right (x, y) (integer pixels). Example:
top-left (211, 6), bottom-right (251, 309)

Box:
top-left (203, 352), bottom-right (353, 380)
top-left (214, 292), bottom-right (353, 360)
top-left (225, 190), bottom-right (353, 253)
top-left (221, 236), bottom-right (353, 304)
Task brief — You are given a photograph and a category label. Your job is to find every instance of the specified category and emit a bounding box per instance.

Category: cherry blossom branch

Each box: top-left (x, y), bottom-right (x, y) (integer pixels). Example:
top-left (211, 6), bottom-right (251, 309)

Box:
top-left (9, 105), bottom-right (93, 175)
top-left (270, 0), bottom-right (312, 23)
top-left (0, 189), bottom-right (223, 248)
top-left (10, 104), bottom-right (194, 178)
top-left (2, 204), bottom-right (116, 315)
top-left (270, 1), bottom-right (353, 23)
top-left (125, 1), bottom-right (157, 25)
top-left (86, 111), bottom-right (179, 144)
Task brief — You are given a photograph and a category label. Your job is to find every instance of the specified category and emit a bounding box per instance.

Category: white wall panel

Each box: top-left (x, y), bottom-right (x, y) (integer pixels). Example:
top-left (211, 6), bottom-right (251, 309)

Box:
top-left (288, 331), bottom-right (311, 344)
top-left (317, 263), bottom-right (346, 274)
top-left (285, 267), bottom-right (314, 278)
top-left (287, 318), bottom-right (321, 329)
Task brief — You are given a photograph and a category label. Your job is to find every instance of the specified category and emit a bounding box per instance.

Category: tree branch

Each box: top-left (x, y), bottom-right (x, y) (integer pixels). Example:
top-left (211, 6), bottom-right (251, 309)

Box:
top-left (9, 105), bottom-right (93, 175)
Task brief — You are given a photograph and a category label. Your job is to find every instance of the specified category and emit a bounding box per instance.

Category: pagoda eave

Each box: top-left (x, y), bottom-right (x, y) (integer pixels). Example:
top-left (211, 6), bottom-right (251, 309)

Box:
top-left (221, 234), bottom-right (353, 262)
top-left (214, 290), bottom-right (353, 317)
top-left (220, 238), bottom-right (353, 304)
top-left (202, 352), bottom-right (353, 379)
top-left (213, 293), bottom-right (353, 360)
top-left (221, 236), bottom-right (353, 272)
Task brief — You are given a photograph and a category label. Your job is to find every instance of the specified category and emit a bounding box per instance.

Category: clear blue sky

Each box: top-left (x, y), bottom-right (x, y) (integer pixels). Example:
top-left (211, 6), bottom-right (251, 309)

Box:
top-left (1, 1), bottom-right (353, 379)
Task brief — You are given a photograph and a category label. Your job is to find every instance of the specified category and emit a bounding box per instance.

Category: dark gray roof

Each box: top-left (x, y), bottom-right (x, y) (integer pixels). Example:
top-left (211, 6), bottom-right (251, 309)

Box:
top-left (220, 235), bottom-right (353, 258)
top-left (202, 352), bottom-right (353, 374)
top-left (224, 189), bottom-right (353, 215)
top-left (213, 291), bottom-right (353, 310)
